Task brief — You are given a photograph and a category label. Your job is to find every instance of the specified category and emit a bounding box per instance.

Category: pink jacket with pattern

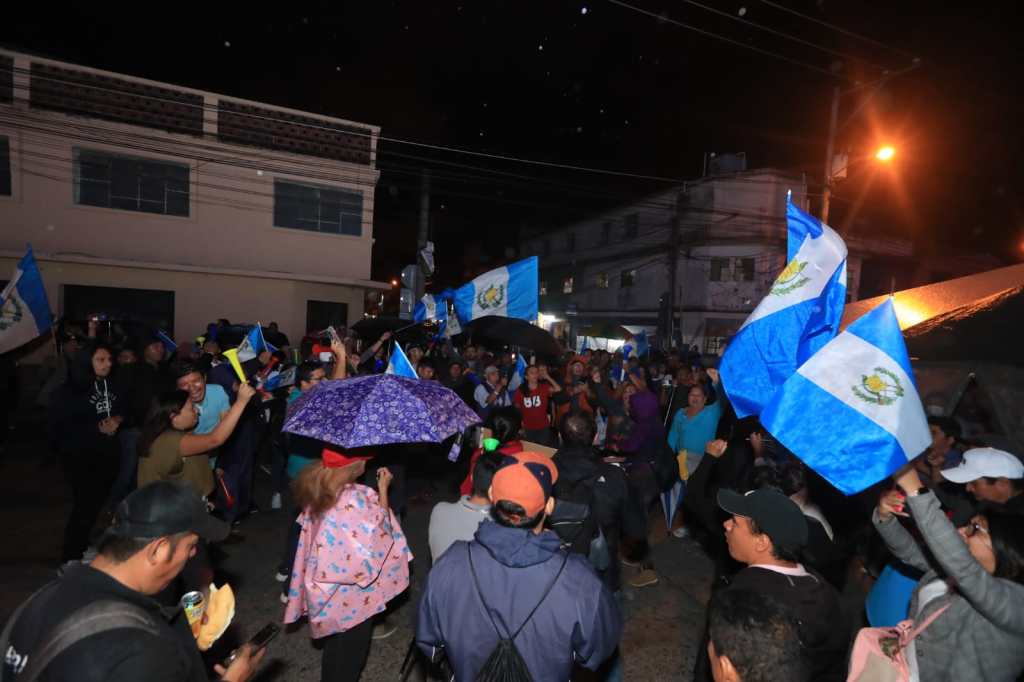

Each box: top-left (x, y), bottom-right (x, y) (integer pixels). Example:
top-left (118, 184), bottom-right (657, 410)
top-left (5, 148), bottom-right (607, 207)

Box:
top-left (283, 484), bottom-right (412, 638)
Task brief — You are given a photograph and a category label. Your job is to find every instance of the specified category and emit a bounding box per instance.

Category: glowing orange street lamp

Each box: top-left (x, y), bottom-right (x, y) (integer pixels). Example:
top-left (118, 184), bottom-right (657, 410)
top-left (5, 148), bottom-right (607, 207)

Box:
top-left (390, 278), bottom-right (399, 287)
top-left (875, 145), bottom-right (896, 162)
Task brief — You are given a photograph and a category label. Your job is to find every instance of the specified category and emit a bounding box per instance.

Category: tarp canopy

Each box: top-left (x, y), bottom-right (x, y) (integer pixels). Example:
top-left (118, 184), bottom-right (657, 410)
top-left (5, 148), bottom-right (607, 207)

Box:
top-left (842, 263), bottom-right (1024, 330)
top-left (904, 286), bottom-right (1024, 366)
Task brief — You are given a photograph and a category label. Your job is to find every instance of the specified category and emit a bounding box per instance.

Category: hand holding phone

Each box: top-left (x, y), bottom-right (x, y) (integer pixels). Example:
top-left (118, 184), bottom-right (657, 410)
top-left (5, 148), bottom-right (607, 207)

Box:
top-left (218, 623), bottom-right (279, 674)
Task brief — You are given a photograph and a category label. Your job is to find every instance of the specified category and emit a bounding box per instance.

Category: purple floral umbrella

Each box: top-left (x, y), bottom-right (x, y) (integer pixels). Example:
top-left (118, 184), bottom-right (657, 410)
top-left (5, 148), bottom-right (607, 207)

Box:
top-left (282, 373), bottom-right (480, 450)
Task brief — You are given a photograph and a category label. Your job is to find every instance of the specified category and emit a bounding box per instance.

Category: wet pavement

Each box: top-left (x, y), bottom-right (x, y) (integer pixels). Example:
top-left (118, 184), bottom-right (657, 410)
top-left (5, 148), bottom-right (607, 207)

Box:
top-left (0, 415), bottom-right (713, 681)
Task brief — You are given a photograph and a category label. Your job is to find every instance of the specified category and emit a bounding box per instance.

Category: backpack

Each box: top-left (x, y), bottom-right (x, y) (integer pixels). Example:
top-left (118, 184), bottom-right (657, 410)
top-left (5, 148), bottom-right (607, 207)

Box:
top-left (466, 544), bottom-right (569, 682)
top-left (1, 583), bottom-right (163, 682)
top-left (547, 475), bottom-right (611, 572)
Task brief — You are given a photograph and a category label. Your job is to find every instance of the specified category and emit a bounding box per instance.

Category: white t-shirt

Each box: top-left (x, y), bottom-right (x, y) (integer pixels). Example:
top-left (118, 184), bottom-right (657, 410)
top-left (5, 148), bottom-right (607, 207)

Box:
top-left (428, 496), bottom-right (491, 563)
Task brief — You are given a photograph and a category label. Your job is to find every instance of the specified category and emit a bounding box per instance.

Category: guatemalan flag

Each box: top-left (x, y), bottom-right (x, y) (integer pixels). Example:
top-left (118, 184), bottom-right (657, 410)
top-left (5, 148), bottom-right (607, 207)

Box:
top-left (0, 248), bottom-right (53, 355)
top-left (385, 343), bottom-right (418, 379)
top-left (453, 256), bottom-right (538, 325)
top-left (761, 299), bottom-right (930, 495)
top-left (414, 293), bottom-right (448, 336)
top-left (236, 324), bottom-right (270, 362)
top-left (719, 198), bottom-right (847, 418)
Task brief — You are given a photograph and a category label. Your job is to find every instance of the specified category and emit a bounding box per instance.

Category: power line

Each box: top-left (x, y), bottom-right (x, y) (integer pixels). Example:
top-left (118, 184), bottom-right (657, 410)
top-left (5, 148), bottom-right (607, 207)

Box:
top-left (677, 0), bottom-right (890, 71)
top-left (754, 0), bottom-right (918, 61)
top-left (603, 0), bottom-right (843, 79)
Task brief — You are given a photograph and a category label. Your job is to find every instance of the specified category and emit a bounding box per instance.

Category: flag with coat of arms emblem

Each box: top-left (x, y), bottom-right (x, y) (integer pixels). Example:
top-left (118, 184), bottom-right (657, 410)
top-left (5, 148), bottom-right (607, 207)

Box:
top-left (719, 197), bottom-right (847, 419)
top-left (452, 257), bottom-right (538, 325)
top-left (760, 298), bottom-right (930, 495)
top-left (0, 248), bottom-right (53, 355)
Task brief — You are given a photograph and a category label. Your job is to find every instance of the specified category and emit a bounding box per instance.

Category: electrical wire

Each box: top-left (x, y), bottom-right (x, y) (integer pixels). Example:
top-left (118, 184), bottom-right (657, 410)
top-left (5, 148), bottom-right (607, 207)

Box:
top-left (677, 0), bottom-right (891, 71)
top-left (754, 0), bottom-right (918, 61)
top-left (603, 0), bottom-right (843, 78)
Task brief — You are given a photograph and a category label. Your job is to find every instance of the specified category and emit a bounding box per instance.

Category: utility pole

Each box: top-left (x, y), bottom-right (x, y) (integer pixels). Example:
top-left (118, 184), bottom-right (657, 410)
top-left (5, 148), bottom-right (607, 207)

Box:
top-left (416, 170), bottom-right (430, 301)
top-left (665, 188), bottom-right (685, 349)
top-left (820, 85), bottom-right (840, 226)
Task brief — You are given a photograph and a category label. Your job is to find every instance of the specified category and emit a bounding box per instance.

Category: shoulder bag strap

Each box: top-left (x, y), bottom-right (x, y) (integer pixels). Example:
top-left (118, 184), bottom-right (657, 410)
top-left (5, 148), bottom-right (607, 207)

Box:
top-left (905, 603), bottom-right (952, 643)
top-left (511, 551), bottom-right (569, 640)
top-left (466, 543), bottom-right (508, 639)
top-left (17, 600), bottom-right (162, 682)
top-left (0, 582), bottom-right (58, 677)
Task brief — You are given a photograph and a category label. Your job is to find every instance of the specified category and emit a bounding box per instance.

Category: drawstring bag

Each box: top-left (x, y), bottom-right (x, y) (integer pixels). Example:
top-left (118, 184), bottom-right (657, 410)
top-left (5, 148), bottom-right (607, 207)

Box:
top-left (847, 604), bottom-right (949, 682)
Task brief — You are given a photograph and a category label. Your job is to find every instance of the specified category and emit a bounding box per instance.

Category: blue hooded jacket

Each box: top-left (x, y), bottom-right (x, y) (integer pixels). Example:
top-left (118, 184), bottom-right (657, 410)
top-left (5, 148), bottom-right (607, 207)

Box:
top-left (417, 520), bottom-right (622, 681)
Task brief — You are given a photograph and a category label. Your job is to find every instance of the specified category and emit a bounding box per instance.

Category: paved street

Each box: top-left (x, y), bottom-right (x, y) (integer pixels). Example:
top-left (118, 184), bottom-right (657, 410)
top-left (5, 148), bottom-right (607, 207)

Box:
top-left (0, 412), bottom-right (713, 681)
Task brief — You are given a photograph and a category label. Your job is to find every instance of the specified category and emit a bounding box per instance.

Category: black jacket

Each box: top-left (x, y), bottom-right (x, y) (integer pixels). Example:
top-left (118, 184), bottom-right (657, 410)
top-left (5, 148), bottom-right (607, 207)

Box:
top-left (552, 445), bottom-right (636, 590)
top-left (2, 564), bottom-right (207, 682)
top-left (728, 566), bottom-right (849, 682)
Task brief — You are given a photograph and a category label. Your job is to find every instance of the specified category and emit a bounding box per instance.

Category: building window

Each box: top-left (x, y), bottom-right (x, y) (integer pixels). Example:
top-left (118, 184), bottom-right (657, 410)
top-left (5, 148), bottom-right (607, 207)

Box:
top-left (710, 257), bottom-right (756, 282)
top-left (274, 180), bottom-right (363, 236)
top-left (620, 269), bottom-right (636, 288)
top-left (566, 232), bottom-right (575, 251)
top-left (0, 136), bottom-right (10, 196)
top-left (74, 148), bottom-right (189, 216)
top-left (596, 272), bottom-right (609, 289)
top-left (306, 300), bottom-right (348, 333)
top-left (539, 281), bottom-right (548, 296)
top-left (704, 336), bottom-right (727, 355)
top-left (563, 277), bottom-right (574, 294)
top-left (601, 221), bottom-right (612, 245)
top-left (624, 213), bottom-right (638, 239)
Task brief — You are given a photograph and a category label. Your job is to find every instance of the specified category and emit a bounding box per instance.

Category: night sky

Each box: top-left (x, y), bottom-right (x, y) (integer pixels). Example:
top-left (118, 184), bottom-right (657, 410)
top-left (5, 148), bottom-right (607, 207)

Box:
top-left (5, 1), bottom-right (1021, 287)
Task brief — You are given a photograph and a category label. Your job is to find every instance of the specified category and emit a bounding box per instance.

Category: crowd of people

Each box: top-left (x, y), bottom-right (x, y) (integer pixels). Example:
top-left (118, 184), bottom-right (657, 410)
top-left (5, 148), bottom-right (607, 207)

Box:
top-left (3, 316), bottom-right (1024, 682)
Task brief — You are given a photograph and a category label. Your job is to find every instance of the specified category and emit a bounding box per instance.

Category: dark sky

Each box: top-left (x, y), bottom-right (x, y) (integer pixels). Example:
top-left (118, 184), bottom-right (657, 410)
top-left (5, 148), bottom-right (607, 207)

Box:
top-left (5, 1), bottom-right (1021, 285)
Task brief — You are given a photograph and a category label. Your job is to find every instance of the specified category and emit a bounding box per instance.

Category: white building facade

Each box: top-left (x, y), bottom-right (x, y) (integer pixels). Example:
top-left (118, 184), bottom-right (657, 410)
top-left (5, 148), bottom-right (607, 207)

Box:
top-left (521, 169), bottom-right (912, 353)
top-left (0, 49), bottom-right (388, 353)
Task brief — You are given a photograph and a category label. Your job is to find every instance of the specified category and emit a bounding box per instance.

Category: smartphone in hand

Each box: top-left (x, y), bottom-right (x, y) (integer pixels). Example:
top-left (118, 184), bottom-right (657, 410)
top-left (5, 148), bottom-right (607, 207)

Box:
top-left (220, 622), bottom-right (281, 668)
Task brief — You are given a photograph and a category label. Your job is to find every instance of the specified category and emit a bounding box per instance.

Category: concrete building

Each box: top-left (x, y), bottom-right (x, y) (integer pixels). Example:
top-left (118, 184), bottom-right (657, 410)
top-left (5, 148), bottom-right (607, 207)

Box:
top-left (521, 167), bottom-right (913, 353)
top-left (0, 48), bottom-right (387, 352)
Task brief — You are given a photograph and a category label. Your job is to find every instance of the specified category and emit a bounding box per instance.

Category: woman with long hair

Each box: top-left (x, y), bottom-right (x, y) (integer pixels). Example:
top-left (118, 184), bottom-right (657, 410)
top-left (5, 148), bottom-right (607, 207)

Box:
top-left (50, 342), bottom-right (124, 564)
top-left (284, 448), bottom-right (412, 682)
top-left (459, 406), bottom-right (523, 496)
top-left (136, 382), bottom-right (255, 497)
top-left (873, 465), bottom-right (1024, 680)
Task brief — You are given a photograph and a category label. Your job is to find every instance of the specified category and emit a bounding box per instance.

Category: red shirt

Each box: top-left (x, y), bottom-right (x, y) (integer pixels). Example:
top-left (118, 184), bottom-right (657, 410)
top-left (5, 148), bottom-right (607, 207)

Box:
top-left (514, 383), bottom-right (553, 431)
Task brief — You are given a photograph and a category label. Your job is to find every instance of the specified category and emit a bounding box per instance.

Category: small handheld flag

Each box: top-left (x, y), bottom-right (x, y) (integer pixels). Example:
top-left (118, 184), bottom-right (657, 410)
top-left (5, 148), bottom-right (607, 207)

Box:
top-left (0, 247), bottom-right (53, 355)
top-left (236, 323), bottom-right (270, 362)
top-left (155, 330), bottom-right (177, 354)
top-left (515, 353), bottom-right (527, 380)
top-left (385, 343), bottom-right (418, 379)
top-left (760, 299), bottom-right (930, 495)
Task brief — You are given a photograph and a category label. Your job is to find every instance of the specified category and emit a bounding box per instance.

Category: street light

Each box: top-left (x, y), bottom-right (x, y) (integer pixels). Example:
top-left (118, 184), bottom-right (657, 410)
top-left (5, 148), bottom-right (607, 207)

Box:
top-left (390, 278), bottom-right (399, 287)
top-left (875, 145), bottom-right (896, 162)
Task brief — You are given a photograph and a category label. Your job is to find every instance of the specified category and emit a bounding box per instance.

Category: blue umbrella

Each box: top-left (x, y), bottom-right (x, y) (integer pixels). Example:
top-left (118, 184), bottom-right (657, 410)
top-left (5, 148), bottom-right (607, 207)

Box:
top-left (282, 373), bottom-right (480, 450)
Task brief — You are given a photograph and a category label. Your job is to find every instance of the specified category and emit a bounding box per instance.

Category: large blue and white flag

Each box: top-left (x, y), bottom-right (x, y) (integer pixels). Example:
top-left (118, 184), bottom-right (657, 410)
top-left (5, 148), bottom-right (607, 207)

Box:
top-left (236, 323), bottom-right (270, 362)
top-left (0, 248), bottom-right (53, 355)
top-left (761, 299), bottom-right (930, 495)
top-left (515, 353), bottom-right (527, 380)
top-left (385, 343), bottom-right (418, 379)
top-left (453, 256), bottom-right (538, 325)
top-left (635, 330), bottom-right (650, 357)
top-left (719, 199), bottom-right (847, 418)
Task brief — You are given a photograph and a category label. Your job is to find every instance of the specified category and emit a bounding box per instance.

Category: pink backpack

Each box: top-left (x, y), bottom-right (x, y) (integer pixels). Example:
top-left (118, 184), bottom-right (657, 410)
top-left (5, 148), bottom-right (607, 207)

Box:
top-left (847, 604), bottom-right (949, 682)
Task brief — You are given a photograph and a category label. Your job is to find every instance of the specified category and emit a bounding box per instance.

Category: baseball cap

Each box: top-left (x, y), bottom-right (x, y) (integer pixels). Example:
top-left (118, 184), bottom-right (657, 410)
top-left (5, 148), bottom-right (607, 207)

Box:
top-left (490, 452), bottom-right (559, 517)
top-left (484, 365), bottom-right (500, 374)
top-left (941, 447), bottom-right (1024, 483)
top-left (717, 488), bottom-right (808, 549)
top-left (105, 481), bottom-right (229, 542)
top-left (322, 447), bottom-right (374, 468)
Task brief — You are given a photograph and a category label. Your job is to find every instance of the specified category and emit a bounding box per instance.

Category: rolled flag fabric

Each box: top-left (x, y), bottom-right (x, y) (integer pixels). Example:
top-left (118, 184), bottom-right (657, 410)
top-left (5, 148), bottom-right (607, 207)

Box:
top-left (385, 343), bottom-right (418, 379)
top-left (515, 353), bottom-right (527, 380)
top-left (0, 247), bottom-right (53, 355)
top-left (236, 324), bottom-right (269, 362)
top-left (719, 199), bottom-right (847, 419)
top-left (155, 329), bottom-right (178, 354)
top-left (453, 256), bottom-right (538, 325)
top-left (760, 299), bottom-right (930, 495)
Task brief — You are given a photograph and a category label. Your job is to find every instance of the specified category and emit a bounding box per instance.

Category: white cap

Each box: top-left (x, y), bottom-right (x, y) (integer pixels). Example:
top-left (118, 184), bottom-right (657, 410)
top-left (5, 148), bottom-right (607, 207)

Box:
top-left (941, 447), bottom-right (1024, 483)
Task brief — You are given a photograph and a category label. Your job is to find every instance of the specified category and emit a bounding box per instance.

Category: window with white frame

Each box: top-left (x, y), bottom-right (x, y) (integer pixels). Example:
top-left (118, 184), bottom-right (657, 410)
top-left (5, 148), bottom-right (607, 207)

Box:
top-left (596, 272), bottom-right (610, 289)
top-left (563, 276), bottom-right (574, 294)
top-left (620, 268), bottom-right (636, 288)
top-left (74, 148), bottom-right (189, 216)
top-left (274, 179), bottom-right (363, 236)
top-left (709, 257), bottom-right (756, 282)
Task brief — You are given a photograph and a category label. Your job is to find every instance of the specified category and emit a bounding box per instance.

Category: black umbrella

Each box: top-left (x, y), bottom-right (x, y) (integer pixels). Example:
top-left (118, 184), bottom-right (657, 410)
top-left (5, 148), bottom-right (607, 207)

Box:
top-left (350, 316), bottom-right (436, 343)
top-left (461, 315), bottom-right (562, 357)
top-left (905, 286), bottom-right (1024, 365)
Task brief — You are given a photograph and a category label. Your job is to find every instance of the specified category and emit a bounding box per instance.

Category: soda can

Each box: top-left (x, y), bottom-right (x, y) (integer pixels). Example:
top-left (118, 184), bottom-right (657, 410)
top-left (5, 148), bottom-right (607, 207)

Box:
top-left (180, 590), bottom-right (205, 629)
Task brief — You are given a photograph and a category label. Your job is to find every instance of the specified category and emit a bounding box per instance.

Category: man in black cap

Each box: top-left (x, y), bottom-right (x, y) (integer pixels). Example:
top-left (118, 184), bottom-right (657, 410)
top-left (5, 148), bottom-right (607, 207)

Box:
top-left (712, 488), bottom-right (847, 682)
top-left (2, 482), bottom-right (264, 682)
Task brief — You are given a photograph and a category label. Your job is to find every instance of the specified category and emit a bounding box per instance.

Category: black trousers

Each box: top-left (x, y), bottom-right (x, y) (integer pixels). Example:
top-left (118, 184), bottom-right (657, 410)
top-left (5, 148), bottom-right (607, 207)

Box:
top-left (61, 448), bottom-right (118, 562)
top-left (321, 618), bottom-right (374, 682)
